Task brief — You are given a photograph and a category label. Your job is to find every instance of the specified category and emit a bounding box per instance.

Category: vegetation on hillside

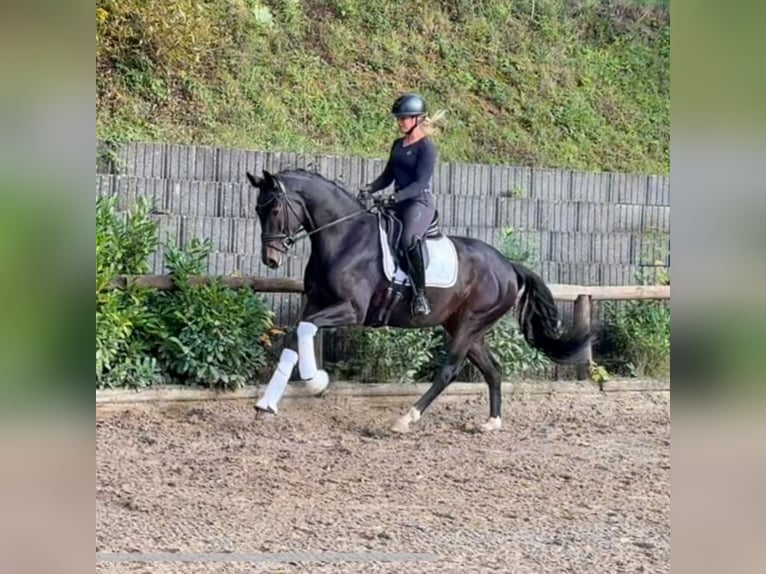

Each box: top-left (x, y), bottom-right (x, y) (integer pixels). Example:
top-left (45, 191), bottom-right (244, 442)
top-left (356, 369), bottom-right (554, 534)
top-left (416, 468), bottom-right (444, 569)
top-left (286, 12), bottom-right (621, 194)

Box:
top-left (96, 0), bottom-right (669, 173)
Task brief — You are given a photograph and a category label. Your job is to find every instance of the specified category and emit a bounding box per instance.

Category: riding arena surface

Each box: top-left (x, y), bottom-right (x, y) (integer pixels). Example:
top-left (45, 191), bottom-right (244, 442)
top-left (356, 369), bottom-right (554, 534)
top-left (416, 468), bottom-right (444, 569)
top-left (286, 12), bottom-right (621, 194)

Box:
top-left (96, 387), bottom-right (670, 573)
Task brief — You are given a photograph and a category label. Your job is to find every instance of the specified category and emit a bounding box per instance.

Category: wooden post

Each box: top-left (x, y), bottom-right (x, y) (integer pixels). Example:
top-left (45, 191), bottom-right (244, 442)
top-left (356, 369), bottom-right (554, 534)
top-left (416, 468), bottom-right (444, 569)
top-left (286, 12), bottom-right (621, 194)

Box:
top-left (574, 294), bottom-right (592, 380)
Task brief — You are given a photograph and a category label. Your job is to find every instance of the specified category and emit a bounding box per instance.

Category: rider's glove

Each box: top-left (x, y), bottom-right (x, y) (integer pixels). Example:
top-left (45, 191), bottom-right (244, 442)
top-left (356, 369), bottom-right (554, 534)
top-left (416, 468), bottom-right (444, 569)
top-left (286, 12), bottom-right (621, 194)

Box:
top-left (358, 184), bottom-right (373, 203)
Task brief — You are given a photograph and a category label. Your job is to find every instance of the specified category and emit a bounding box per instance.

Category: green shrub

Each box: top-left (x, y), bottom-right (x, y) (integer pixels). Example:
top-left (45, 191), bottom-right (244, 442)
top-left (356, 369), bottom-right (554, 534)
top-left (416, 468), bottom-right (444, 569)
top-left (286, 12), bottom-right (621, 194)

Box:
top-left (148, 239), bottom-right (275, 389)
top-left (599, 299), bottom-right (670, 378)
top-left (486, 317), bottom-right (551, 378)
top-left (96, 196), bottom-right (163, 388)
top-left (96, 197), bottom-right (276, 389)
top-left (332, 327), bottom-right (438, 384)
top-left (597, 230), bottom-right (670, 379)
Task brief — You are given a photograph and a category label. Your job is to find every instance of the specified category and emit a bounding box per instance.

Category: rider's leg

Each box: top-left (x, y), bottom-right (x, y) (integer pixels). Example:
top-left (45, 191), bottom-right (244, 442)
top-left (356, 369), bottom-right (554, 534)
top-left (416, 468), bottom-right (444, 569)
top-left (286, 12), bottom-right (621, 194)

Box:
top-left (406, 236), bottom-right (431, 316)
top-left (399, 198), bottom-right (435, 317)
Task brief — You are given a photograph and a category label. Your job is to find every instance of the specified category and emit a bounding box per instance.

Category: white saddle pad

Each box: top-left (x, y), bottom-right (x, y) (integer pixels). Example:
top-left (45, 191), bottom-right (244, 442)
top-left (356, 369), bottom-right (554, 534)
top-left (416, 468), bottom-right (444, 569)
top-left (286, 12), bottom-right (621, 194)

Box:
top-left (379, 222), bottom-right (458, 288)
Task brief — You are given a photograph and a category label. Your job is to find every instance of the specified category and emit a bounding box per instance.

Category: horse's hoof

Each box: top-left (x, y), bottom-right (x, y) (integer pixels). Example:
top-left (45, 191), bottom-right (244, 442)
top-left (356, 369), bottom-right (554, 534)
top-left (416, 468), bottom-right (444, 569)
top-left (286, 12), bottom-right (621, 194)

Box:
top-left (391, 407), bottom-right (420, 434)
top-left (391, 420), bottom-right (411, 434)
top-left (255, 405), bottom-right (277, 416)
top-left (304, 370), bottom-right (329, 395)
top-left (479, 417), bottom-right (502, 432)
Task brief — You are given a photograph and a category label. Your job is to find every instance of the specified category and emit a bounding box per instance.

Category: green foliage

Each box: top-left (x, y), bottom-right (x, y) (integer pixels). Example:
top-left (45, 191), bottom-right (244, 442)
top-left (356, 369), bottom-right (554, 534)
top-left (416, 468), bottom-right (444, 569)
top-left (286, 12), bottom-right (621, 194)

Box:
top-left (332, 327), bottom-right (438, 383)
top-left (96, 196), bottom-right (163, 388)
top-left (588, 361), bottom-right (610, 384)
top-left (600, 299), bottom-right (670, 378)
top-left (96, 0), bottom-right (669, 174)
top-left (486, 318), bottom-right (551, 378)
top-left (597, 235), bottom-right (670, 379)
top-left (498, 225), bottom-right (535, 265)
top-left (149, 239), bottom-right (275, 388)
top-left (96, 199), bottom-right (275, 389)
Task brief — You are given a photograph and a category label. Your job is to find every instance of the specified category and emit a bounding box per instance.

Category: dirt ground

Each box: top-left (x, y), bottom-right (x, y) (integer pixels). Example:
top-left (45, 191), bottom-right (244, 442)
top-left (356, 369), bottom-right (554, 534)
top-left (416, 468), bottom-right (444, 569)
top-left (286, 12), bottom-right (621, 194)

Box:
top-left (96, 388), bottom-right (670, 573)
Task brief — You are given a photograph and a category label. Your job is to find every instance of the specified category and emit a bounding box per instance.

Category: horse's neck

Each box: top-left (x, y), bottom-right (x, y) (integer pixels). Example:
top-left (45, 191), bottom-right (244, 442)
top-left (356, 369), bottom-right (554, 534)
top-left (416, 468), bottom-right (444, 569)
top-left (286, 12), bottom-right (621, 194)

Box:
top-left (288, 179), bottom-right (377, 262)
top-left (300, 190), bottom-right (358, 228)
top-left (307, 209), bottom-right (378, 263)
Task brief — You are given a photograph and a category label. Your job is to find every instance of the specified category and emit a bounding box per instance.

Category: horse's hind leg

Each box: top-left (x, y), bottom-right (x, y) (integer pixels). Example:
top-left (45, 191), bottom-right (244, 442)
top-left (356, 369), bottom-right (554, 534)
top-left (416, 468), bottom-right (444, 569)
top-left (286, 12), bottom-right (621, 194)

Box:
top-left (391, 328), bottom-right (470, 434)
top-left (391, 354), bottom-right (464, 433)
top-left (467, 339), bottom-right (503, 432)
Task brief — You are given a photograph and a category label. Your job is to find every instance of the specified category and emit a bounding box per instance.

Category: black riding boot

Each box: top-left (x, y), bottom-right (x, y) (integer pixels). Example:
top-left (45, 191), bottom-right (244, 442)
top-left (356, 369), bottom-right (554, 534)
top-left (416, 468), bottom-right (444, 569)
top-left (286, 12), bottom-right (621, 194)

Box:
top-left (406, 238), bottom-right (431, 317)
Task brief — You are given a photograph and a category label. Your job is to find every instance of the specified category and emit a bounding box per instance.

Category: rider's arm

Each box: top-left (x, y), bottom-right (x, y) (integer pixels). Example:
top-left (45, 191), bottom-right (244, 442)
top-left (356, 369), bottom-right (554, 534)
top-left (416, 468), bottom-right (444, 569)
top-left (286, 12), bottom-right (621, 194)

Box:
top-left (368, 141), bottom-right (397, 193)
top-left (396, 139), bottom-right (436, 201)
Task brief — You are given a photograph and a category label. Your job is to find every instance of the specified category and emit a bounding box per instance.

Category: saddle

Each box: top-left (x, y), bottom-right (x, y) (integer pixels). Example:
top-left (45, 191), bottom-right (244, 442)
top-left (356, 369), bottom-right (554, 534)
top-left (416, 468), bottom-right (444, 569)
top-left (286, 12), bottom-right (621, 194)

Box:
top-left (377, 206), bottom-right (442, 270)
top-left (374, 205), bottom-right (458, 325)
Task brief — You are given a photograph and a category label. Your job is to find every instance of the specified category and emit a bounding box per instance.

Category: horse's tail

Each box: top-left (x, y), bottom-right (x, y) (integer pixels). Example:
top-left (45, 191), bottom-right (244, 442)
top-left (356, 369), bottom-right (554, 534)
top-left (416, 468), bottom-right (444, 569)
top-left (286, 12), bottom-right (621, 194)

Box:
top-left (511, 262), bottom-right (592, 364)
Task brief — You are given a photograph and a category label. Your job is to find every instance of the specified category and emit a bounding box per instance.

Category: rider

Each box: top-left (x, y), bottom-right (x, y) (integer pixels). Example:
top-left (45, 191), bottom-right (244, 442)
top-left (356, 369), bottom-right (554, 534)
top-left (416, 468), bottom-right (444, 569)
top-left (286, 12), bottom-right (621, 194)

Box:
top-left (359, 93), bottom-right (442, 317)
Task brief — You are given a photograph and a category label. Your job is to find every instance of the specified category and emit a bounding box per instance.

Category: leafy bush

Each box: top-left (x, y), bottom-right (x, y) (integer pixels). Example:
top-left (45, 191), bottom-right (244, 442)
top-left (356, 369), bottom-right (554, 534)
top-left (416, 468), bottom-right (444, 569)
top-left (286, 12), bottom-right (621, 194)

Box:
top-left (596, 231), bottom-right (670, 379)
top-left (332, 327), bottom-right (438, 384)
top-left (486, 318), bottom-right (551, 378)
top-left (149, 239), bottom-right (275, 389)
top-left (96, 198), bottom-right (276, 389)
top-left (96, 196), bottom-right (163, 388)
top-left (599, 299), bottom-right (670, 378)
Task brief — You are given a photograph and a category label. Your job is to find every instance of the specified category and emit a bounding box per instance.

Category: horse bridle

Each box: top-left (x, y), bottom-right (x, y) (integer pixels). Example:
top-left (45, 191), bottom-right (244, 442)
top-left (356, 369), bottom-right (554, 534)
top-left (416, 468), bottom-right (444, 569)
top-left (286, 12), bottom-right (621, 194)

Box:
top-left (257, 176), bottom-right (371, 253)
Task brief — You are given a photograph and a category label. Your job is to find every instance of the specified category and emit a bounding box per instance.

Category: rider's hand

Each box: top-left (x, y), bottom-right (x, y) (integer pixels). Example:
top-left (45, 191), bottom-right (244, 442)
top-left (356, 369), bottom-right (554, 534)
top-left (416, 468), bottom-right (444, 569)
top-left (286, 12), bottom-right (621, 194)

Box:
top-left (374, 194), bottom-right (394, 208)
top-left (358, 184), bottom-right (373, 201)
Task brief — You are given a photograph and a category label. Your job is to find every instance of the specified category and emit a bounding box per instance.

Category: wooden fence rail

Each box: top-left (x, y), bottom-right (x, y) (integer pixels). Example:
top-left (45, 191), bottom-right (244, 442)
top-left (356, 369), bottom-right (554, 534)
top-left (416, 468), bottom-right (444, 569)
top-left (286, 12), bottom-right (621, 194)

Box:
top-left (108, 275), bottom-right (670, 300)
top-left (107, 275), bottom-right (670, 381)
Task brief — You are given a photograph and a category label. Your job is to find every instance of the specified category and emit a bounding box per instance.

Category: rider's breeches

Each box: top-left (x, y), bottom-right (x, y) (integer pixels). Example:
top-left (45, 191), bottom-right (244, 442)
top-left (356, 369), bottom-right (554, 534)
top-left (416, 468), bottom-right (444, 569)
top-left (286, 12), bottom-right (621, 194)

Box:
top-left (394, 194), bottom-right (435, 251)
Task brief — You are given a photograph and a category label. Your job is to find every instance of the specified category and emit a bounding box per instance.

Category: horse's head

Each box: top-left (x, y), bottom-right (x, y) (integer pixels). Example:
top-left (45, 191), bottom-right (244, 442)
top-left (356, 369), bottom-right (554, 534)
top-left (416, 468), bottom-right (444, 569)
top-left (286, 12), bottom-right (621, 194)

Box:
top-left (246, 169), bottom-right (304, 269)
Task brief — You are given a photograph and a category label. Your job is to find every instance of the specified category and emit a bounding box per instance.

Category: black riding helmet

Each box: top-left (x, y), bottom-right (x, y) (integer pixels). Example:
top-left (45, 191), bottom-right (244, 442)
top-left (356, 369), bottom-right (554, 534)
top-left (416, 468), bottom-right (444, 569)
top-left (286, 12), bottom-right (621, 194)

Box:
top-left (391, 93), bottom-right (426, 117)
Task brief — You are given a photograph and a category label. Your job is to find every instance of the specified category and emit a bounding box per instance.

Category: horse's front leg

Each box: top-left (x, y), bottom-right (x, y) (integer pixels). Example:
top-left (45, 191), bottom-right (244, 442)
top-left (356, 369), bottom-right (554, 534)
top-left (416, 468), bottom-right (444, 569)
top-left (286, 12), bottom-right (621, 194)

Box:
top-left (298, 300), bottom-right (362, 393)
top-left (256, 300), bottom-right (360, 414)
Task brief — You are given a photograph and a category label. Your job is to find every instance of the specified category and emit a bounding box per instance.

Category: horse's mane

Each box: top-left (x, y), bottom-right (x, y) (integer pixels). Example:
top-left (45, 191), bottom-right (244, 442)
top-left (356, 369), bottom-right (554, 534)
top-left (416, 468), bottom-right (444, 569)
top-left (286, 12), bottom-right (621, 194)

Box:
top-left (280, 168), bottom-right (360, 204)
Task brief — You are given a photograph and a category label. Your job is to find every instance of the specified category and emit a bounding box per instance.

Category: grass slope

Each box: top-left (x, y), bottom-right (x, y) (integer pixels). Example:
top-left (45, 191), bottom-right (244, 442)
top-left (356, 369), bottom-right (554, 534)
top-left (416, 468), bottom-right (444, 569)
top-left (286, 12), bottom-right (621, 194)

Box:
top-left (96, 0), bottom-right (669, 173)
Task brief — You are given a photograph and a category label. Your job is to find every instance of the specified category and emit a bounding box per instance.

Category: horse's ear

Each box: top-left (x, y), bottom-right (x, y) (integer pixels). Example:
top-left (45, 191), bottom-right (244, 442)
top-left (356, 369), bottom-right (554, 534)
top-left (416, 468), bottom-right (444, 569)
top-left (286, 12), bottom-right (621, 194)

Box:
top-left (263, 169), bottom-right (287, 194)
top-left (262, 169), bottom-right (275, 184)
top-left (246, 171), bottom-right (263, 188)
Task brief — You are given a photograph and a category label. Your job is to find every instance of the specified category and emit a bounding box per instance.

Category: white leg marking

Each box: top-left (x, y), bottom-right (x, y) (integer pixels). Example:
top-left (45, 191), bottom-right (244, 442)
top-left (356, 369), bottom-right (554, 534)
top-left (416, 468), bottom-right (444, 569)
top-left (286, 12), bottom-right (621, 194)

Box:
top-left (255, 348), bottom-right (298, 414)
top-left (391, 407), bottom-right (421, 434)
top-left (480, 417), bottom-right (502, 432)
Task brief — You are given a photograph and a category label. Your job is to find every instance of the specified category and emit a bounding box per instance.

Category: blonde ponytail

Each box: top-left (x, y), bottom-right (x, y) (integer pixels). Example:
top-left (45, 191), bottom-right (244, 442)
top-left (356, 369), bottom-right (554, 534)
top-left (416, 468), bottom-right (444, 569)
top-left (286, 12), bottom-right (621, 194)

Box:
top-left (422, 109), bottom-right (447, 137)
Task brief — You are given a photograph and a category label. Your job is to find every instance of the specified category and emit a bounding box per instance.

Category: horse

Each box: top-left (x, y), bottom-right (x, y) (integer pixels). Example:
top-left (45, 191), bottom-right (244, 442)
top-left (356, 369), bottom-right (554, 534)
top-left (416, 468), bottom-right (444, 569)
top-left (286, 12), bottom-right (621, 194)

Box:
top-left (246, 168), bottom-right (590, 433)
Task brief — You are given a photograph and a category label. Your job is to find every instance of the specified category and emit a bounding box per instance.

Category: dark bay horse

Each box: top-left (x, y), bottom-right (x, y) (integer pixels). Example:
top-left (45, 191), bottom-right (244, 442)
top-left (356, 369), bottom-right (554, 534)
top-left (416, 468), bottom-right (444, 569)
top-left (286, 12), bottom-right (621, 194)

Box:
top-left (246, 168), bottom-right (590, 433)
